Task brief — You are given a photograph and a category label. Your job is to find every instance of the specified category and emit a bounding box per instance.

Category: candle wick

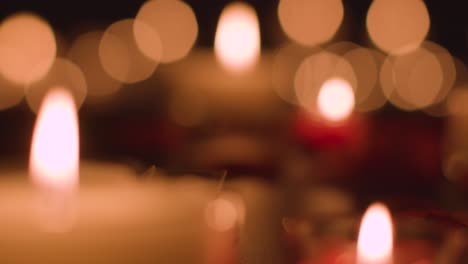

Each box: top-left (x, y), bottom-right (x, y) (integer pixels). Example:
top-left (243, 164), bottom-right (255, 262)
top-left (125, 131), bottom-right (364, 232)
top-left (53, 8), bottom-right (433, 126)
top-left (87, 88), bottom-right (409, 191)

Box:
top-left (216, 170), bottom-right (228, 194)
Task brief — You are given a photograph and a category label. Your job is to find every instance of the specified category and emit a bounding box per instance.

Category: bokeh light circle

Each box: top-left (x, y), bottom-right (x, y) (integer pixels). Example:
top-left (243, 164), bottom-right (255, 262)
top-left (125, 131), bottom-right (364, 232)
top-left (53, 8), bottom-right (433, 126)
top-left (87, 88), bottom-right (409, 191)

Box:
top-left (294, 50), bottom-right (357, 116)
top-left (278, 0), bottom-right (344, 47)
top-left (421, 41), bottom-right (456, 105)
top-left (26, 58), bottom-right (87, 113)
top-left (317, 78), bottom-right (355, 122)
top-left (136, 0), bottom-right (198, 63)
top-left (99, 19), bottom-right (160, 84)
top-left (0, 13), bottom-right (56, 85)
top-left (68, 31), bottom-right (123, 97)
top-left (343, 47), bottom-right (379, 106)
top-left (272, 43), bottom-right (318, 105)
top-left (392, 47), bottom-right (443, 109)
top-left (366, 0), bottom-right (430, 55)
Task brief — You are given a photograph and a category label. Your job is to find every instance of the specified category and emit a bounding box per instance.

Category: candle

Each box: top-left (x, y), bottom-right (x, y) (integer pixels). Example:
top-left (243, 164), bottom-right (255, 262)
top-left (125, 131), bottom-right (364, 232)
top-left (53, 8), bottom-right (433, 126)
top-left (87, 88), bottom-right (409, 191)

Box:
top-left (0, 87), bottom-right (283, 263)
top-left (0, 88), bottom-right (214, 263)
top-left (160, 1), bottom-right (280, 122)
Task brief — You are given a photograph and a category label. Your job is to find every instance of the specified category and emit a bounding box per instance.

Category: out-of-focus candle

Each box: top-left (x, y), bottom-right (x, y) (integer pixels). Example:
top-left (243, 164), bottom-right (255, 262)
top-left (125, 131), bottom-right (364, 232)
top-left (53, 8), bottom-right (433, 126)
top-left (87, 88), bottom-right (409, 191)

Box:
top-left (357, 202), bottom-right (393, 264)
top-left (214, 2), bottom-right (260, 73)
top-left (30, 87), bottom-right (79, 231)
top-left (160, 1), bottom-right (278, 121)
top-left (0, 88), bottom-right (225, 263)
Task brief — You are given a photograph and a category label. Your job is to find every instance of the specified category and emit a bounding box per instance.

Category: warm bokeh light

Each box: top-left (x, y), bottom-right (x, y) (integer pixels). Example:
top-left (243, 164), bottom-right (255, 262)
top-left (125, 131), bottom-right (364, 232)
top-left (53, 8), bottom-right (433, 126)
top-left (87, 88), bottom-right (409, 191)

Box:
top-left (317, 78), bottom-right (355, 122)
top-left (0, 13), bottom-right (56, 85)
top-left (68, 31), bottom-right (122, 97)
top-left (135, 0), bottom-right (197, 63)
top-left (0, 75), bottom-right (24, 110)
top-left (294, 50), bottom-right (357, 116)
top-left (343, 47), bottom-right (379, 106)
top-left (30, 88), bottom-right (79, 191)
top-left (205, 198), bottom-right (238, 232)
top-left (25, 58), bottom-right (87, 113)
top-left (447, 88), bottom-right (468, 116)
top-left (380, 46), bottom-right (445, 111)
top-left (100, 19), bottom-right (159, 83)
top-left (272, 43), bottom-right (317, 105)
top-left (278, 0), bottom-right (344, 47)
top-left (357, 203), bottom-right (393, 264)
top-left (215, 2), bottom-right (260, 73)
top-left (354, 49), bottom-right (387, 112)
top-left (394, 48), bottom-right (443, 109)
top-left (422, 41), bottom-right (456, 105)
top-left (380, 55), bottom-right (415, 111)
top-left (366, 0), bottom-right (430, 55)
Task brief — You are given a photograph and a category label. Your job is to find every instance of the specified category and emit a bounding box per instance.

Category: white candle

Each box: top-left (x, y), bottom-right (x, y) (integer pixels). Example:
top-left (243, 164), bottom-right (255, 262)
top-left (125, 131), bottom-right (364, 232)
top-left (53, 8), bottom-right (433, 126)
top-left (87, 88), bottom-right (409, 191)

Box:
top-left (0, 88), bottom-right (280, 263)
top-left (0, 88), bottom-right (214, 263)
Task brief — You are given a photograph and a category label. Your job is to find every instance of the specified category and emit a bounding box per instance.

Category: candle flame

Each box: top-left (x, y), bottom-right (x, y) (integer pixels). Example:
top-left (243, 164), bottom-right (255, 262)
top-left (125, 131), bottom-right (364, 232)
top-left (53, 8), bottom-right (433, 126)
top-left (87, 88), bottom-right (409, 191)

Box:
top-left (214, 2), bottom-right (260, 73)
top-left (357, 202), bottom-right (393, 264)
top-left (30, 88), bottom-right (79, 192)
top-left (317, 78), bottom-right (355, 122)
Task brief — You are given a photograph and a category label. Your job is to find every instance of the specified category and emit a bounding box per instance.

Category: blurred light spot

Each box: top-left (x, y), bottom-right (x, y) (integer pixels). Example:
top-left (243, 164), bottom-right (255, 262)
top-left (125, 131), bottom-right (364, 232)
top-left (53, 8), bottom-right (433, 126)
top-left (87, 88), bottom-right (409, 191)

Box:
top-left (448, 88), bottom-right (468, 116)
top-left (205, 198), bottom-right (238, 232)
top-left (343, 47), bottom-right (379, 106)
top-left (0, 13), bottom-right (56, 85)
top-left (68, 31), bottom-right (123, 97)
top-left (393, 48), bottom-right (443, 109)
top-left (0, 75), bottom-right (24, 110)
top-left (443, 152), bottom-right (468, 182)
top-left (99, 19), bottom-right (159, 83)
top-left (271, 43), bottom-right (318, 105)
top-left (355, 49), bottom-right (387, 112)
top-left (357, 203), bottom-right (393, 263)
top-left (317, 78), bottom-right (355, 122)
top-left (26, 58), bottom-right (87, 113)
top-left (169, 87), bottom-right (207, 127)
top-left (380, 55), bottom-right (416, 111)
top-left (136, 0), bottom-right (197, 63)
top-left (133, 19), bottom-right (163, 63)
top-left (366, 0), bottom-right (430, 55)
top-left (278, 0), bottom-right (344, 47)
top-left (421, 41), bottom-right (456, 105)
top-left (215, 2), bottom-right (260, 73)
top-left (294, 51), bottom-right (356, 117)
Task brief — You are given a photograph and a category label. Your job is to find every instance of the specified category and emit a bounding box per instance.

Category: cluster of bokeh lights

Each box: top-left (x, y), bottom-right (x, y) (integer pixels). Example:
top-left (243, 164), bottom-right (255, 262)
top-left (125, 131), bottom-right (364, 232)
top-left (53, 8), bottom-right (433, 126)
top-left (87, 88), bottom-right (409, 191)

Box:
top-left (0, 0), bottom-right (199, 111)
top-left (0, 0), bottom-right (464, 126)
